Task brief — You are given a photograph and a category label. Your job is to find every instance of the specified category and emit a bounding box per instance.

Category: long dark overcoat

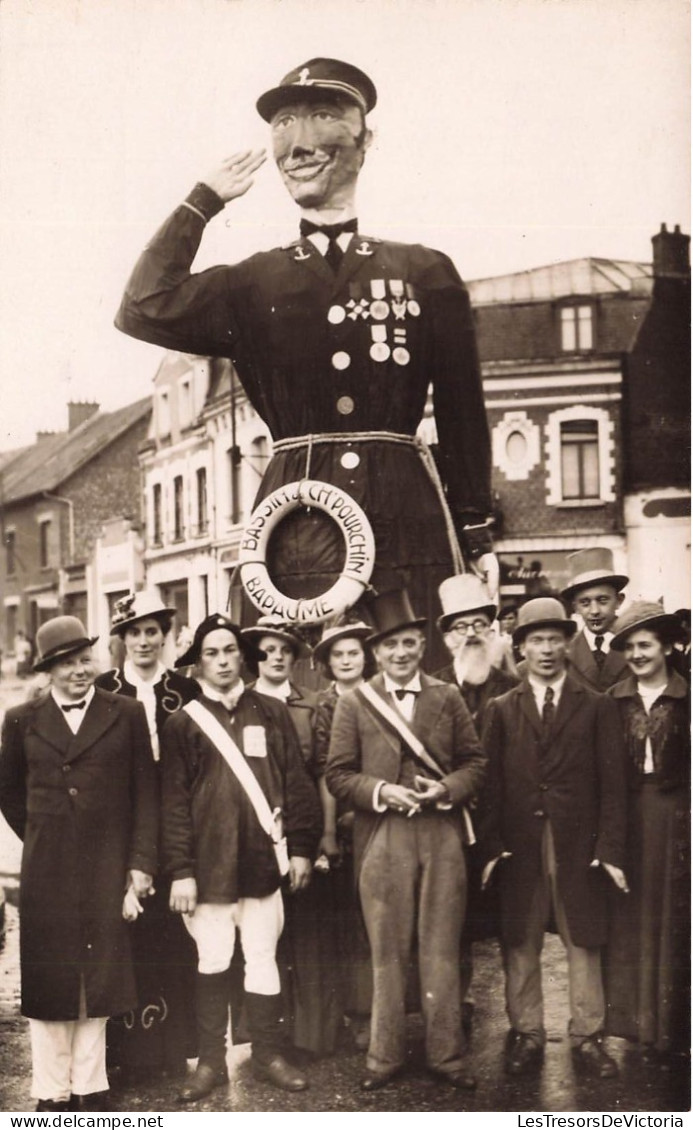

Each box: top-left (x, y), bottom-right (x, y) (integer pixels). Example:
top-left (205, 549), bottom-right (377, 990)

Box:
top-left (477, 676), bottom-right (627, 949)
top-left (0, 688), bottom-right (158, 1020)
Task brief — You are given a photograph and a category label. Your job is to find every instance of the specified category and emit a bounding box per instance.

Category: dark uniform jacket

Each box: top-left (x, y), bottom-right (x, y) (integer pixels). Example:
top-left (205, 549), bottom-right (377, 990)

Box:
top-left (115, 185), bottom-right (493, 666)
top-left (0, 689), bottom-right (158, 1020)
top-left (565, 630), bottom-right (629, 693)
top-left (160, 689), bottom-right (321, 903)
top-left (325, 672), bottom-right (486, 878)
top-left (477, 676), bottom-right (627, 949)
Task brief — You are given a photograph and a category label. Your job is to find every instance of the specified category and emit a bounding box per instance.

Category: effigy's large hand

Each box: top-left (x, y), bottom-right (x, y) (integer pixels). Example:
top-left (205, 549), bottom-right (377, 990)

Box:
top-left (202, 150), bottom-right (267, 202)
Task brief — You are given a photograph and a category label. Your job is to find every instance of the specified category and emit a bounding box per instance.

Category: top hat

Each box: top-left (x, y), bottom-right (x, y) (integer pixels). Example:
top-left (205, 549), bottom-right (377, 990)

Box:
top-left (241, 616), bottom-right (312, 660)
top-left (610, 601), bottom-right (682, 651)
top-left (560, 548), bottom-right (629, 602)
top-left (313, 620), bottom-right (372, 667)
top-left (34, 616), bottom-right (98, 673)
top-left (110, 591), bottom-right (176, 636)
top-left (437, 574), bottom-right (497, 633)
top-left (256, 58), bottom-right (377, 122)
top-left (512, 597), bottom-right (578, 646)
top-left (365, 589), bottom-right (427, 646)
top-left (175, 613), bottom-right (266, 670)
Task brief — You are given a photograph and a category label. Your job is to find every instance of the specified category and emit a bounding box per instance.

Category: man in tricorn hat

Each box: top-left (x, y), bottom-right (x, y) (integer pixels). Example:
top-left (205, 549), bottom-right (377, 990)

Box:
top-left (0, 616), bottom-right (158, 1112)
top-left (115, 57), bottom-right (498, 669)
top-left (326, 589), bottom-right (485, 1092)
top-left (560, 548), bottom-right (630, 692)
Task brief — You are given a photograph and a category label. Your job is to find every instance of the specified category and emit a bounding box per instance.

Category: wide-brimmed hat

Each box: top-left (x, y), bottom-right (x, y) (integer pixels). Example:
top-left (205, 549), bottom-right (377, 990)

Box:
top-left (364, 589), bottom-right (427, 646)
top-left (610, 601), bottom-right (682, 651)
top-left (110, 591), bottom-right (176, 636)
top-left (561, 548), bottom-right (629, 602)
top-left (513, 597), bottom-right (578, 646)
top-left (256, 57), bottom-right (377, 123)
top-left (34, 616), bottom-right (98, 672)
top-left (436, 574), bottom-right (497, 633)
top-left (175, 613), bottom-right (266, 670)
top-left (313, 620), bottom-right (372, 667)
top-left (241, 616), bottom-right (312, 660)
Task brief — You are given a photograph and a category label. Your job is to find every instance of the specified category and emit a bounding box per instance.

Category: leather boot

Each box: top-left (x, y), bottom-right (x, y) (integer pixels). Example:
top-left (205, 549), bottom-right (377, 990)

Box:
top-left (246, 992), bottom-right (308, 1092)
top-left (178, 972), bottom-right (230, 1103)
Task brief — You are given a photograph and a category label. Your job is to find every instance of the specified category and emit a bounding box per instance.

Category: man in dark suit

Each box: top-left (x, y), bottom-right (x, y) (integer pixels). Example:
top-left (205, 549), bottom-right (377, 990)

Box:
top-left (326, 589), bottom-right (485, 1092)
top-left (0, 616), bottom-right (158, 1112)
top-left (115, 58), bottom-right (498, 669)
top-left (478, 598), bottom-right (628, 1080)
top-left (561, 548), bottom-right (629, 692)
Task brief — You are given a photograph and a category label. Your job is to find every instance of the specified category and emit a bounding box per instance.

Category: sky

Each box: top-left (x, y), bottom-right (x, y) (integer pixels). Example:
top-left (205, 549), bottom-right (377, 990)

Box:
top-left (0, 0), bottom-right (689, 451)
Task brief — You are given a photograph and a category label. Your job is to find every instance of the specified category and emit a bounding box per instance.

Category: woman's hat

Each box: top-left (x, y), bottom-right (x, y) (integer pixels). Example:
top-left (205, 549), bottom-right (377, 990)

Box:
top-left (512, 597), bottom-right (578, 645)
top-left (436, 574), bottom-right (497, 633)
top-left (610, 601), bottom-right (682, 651)
top-left (174, 613), bottom-right (266, 670)
top-left (241, 616), bottom-right (312, 660)
top-left (256, 58), bottom-right (377, 123)
top-left (560, 548), bottom-right (629, 603)
top-left (313, 620), bottom-right (372, 667)
top-left (34, 616), bottom-right (98, 672)
top-left (110, 591), bottom-right (176, 636)
top-left (365, 589), bottom-right (427, 646)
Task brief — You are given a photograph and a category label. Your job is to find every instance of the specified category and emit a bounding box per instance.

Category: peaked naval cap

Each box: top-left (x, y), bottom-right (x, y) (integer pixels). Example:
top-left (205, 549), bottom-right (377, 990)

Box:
top-left (256, 58), bottom-right (377, 122)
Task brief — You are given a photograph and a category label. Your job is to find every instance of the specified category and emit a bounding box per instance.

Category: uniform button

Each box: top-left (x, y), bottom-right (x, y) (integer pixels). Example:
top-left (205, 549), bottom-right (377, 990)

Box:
top-left (62, 764), bottom-right (70, 773)
top-left (68, 787), bottom-right (78, 797)
top-left (533, 809), bottom-right (545, 817)
top-left (336, 396), bottom-right (355, 415)
top-left (340, 451), bottom-right (360, 470)
top-left (331, 350), bottom-right (351, 371)
top-left (539, 784), bottom-right (548, 791)
top-left (327, 304), bottom-right (346, 324)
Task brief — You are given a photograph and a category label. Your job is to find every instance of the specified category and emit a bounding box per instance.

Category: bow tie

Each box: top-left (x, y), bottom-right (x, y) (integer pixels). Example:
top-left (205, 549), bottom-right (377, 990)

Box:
top-left (299, 217), bottom-right (358, 240)
top-left (62, 700), bottom-right (86, 712)
top-left (394, 688), bottom-right (418, 700)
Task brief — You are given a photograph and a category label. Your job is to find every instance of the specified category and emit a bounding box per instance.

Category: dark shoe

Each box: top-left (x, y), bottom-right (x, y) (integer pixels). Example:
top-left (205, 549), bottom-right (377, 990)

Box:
top-left (572, 1037), bottom-right (618, 1079)
top-left (505, 1031), bottom-right (544, 1076)
top-left (432, 1068), bottom-right (477, 1090)
top-left (360, 1069), bottom-right (399, 1092)
top-left (35, 1100), bottom-right (72, 1111)
top-left (252, 1054), bottom-right (308, 1092)
top-left (177, 1063), bottom-right (229, 1103)
top-left (74, 1092), bottom-right (111, 1112)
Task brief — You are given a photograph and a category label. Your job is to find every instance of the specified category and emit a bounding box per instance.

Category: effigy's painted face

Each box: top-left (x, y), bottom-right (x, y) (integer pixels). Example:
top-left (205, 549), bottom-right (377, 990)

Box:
top-left (271, 98), bottom-right (371, 209)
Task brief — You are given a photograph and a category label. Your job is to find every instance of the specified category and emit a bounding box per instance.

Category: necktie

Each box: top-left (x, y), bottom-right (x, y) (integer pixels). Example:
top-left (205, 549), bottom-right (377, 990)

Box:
top-left (394, 688), bottom-right (415, 700)
top-left (62, 701), bottom-right (86, 712)
top-left (593, 635), bottom-right (606, 670)
top-left (542, 686), bottom-right (555, 733)
top-left (299, 217), bottom-right (358, 272)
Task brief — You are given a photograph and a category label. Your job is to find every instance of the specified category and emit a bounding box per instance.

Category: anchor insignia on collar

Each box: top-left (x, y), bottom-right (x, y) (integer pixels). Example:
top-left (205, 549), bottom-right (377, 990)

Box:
top-left (294, 246), bottom-right (311, 261)
top-left (355, 241), bottom-right (374, 256)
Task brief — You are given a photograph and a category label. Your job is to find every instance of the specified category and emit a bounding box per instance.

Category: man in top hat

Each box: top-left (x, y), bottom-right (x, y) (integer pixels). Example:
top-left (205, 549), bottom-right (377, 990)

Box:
top-left (159, 614), bottom-right (321, 1101)
top-left (115, 57), bottom-right (498, 670)
top-left (326, 589), bottom-right (485, 1092)
top-left (476, 598), bottom-right (628, 1080)
top-left (0, 616), bottom-right (158, 1111)
top-left (560, 548), bottom-right (630, 692)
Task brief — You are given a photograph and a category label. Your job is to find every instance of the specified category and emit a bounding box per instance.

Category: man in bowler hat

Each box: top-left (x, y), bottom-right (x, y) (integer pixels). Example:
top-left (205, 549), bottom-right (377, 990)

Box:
top-left (115, 57), bottom-right (498, 670)
top-left (560, 548), bottom-right (630, 692)
top-left (326, 590), bottom-right (485, 1092)
top-left (0, 616), bottom-right (158, 1111)
top-left (477, 598), bottom-right (628, 1079)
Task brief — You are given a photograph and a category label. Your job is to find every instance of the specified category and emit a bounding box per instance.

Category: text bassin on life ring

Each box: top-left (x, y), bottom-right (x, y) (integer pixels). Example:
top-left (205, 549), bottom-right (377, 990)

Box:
top-left (238, 479), bottom-right (376, 624)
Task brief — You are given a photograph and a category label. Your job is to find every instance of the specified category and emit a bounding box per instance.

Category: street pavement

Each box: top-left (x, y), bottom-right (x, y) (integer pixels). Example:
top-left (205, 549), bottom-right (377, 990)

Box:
top-left (0, 667), bottom-right (689, 1114)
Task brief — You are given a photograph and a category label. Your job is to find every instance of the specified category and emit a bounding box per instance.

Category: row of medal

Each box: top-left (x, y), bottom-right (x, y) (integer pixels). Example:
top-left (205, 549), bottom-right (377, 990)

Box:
top-left (328, 279), bottom-right (420, 367)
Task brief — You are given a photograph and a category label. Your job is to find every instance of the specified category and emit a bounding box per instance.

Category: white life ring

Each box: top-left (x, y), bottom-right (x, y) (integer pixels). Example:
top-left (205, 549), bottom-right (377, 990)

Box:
top-left (238, 479), bottom-right (376, 624)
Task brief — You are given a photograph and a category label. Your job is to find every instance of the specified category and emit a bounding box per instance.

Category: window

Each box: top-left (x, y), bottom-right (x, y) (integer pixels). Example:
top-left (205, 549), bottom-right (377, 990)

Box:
top-left (179, 379), bottom-right (192, 427)
top-left (173, 476), bottom-right (185, 540)
top-left (492, 411), bottom-right (541, 481)
top-left (5, 529), bottom-right (16, 575)
top-left (248, 436), bottom-right (270, 479)
top-left (196, 467), bottom-right (208, 534)
top-left (560, 420), bottom-right (600, 500)
top-left (39, 519), bottom-right (51, 568)
top-left (152, 483), bottom-right (163, 545)
top-left (158, 390), bottom-right (171, 437)
top-left (545, 406), bottom-right (616, 505)
top-left (227, 447), bottom-right (241, 525)
top-left (560, 304), bottom-right (593, 352)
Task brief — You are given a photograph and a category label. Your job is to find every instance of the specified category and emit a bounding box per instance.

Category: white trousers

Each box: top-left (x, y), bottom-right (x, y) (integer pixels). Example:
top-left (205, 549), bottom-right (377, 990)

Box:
top-left (183, 890), bottom-right (284, 994)
top-left (29, 982), bottom-right (108, 1102)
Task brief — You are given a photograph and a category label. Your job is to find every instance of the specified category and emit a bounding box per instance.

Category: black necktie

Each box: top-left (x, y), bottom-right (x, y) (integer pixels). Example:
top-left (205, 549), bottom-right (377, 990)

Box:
top-left (542, 686), bottom-right (555, 733)
top-left (593, 635), bottom-right (606, 670)
top-left (62, 701), bottom-right (86, 712)
top-left (299, 218), bottom-right (358, 272)
top-left (394, 688), bottom-right (417, 701)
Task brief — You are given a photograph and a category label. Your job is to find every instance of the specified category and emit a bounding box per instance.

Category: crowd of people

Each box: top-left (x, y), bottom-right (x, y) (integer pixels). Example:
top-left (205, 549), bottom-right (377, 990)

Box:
top-left (0, 547), bottom-right (689, 1110)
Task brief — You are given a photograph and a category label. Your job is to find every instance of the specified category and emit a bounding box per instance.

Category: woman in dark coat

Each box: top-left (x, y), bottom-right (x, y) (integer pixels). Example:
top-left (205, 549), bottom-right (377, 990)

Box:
top-left (605, 602), bottom-right (690, 1061)
top-left (95, 592), bottom-right (200, 1082)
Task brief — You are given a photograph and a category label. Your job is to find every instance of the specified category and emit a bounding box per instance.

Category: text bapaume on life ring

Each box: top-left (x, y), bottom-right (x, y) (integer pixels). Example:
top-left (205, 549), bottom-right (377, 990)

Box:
top-left (239, 480), bottom-right (375, 623)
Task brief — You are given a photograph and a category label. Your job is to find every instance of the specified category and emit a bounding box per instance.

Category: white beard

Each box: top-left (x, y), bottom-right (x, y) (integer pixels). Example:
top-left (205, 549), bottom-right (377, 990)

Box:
top-left (454, 642), bottom-right (494, 686)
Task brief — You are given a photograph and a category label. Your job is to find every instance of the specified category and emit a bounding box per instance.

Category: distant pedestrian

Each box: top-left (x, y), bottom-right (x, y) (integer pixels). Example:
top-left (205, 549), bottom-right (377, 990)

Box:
top-left (14, 630), bottom-right (32, 678)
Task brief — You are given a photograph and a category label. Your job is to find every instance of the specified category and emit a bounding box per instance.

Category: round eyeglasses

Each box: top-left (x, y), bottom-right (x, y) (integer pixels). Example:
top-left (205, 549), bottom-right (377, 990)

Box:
top-left (448, 619), bottom-right (490, 636)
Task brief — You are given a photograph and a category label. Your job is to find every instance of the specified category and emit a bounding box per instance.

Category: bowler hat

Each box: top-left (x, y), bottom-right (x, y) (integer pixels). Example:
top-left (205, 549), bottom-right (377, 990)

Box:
top-left (365, 589), bottom-right (427, 646)
top-left (610, 601), bottom-right (682, 651)
top-left (313, 619), bottom-right (372, 667)
top-left (110, 590), bottom-right (176, 636)
top-left (437, 574), bottom-right (497, 633)
top-left (561, 548), bottom-right (629, 603)
top-left (34, 616), bottom-right (98, 672)
top-left (512, 597), bottom-right (577, 646)
top-left (175, 613), bottom-right (266, 670)
top-left (256, 58), bottom-right (377, 123)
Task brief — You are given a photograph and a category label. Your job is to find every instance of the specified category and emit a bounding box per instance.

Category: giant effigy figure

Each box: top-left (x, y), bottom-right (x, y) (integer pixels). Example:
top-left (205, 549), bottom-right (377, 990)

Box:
top-left (116, 58), bottom-right (497, 665)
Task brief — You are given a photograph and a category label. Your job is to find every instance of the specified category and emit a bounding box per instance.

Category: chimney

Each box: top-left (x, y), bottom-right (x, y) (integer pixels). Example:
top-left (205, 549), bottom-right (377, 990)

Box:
top-left (652, 223), bottom-right (691, 279)
top-left (68, 401), bottom-right (99, 431)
